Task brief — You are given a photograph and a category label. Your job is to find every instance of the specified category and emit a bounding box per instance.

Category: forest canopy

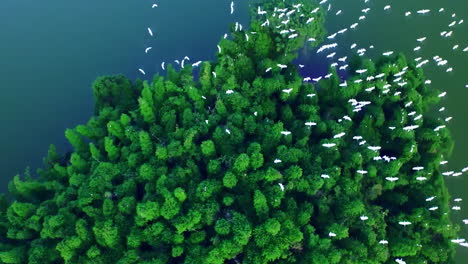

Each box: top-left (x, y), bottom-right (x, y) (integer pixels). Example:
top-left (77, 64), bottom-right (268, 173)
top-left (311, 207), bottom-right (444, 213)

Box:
top-left (0, 0), bottom-right (459, 263)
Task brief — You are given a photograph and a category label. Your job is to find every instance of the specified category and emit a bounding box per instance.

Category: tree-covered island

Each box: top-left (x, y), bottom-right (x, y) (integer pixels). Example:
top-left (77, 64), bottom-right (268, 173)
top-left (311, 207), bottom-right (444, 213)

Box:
top-left (0, 0), bottom-right (460, 263)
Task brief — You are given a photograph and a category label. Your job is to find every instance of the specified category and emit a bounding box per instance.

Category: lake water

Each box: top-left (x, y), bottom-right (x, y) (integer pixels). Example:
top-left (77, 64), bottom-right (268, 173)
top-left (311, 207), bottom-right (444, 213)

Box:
top-left (1, 0), bottom-right (467, 262)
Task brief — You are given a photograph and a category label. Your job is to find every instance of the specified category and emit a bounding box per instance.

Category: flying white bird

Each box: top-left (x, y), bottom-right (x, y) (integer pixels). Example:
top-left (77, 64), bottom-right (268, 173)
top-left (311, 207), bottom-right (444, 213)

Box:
top-left (328, 232), bottom-right (336, 237)
top-left (360, 215), bottom-right (368, 221)
top-left (398, 221), bottom-right (412, 226)
top-left (230, 1), bottom-right (234, 14)
top-left (161, 62), bottom-right (165, 70)
top-left (152, 3), bottom-right (158, 8)
top-left (334, 132), bottom-right (346, 138)
top-left (217, 45), bottom-right (221, 53)
top-left (265, 67), bottom-right (272, 73)
top-left (257, 6), bottom-right (267, 15)
top-left (282, 88), bottom-right (293, 94)
top-left (305, 122), bottom-right (317, 127)
top-left (384, 5), bottom-right (391, 10)
top-left (385, 177), bottom-right (399, 182)
top-left (451, 238), bottom-right (466, 244)
top-left (277, 64), bottom-right (288, 69)
top-left (192, 61), bottom-right (202, 67)
top-left (281, 131), bottom-right (291, 136)
top-left (322, 143), bottom-right (336, 148)
top-left (395, 259), bottom-right (406, 264)
top-left (278, 183), bottom-right (285, 191)
top-left (138, 68), bottom-right (146, 75)
top-left (147, 27), bottom-right (154, 37)
top-left (145, 47), bottom-right (152, 53)
top-left (226, 90), bottom-right (234, 94)
top-left (429, 206), bottom-right (438, 211)
top-left (379, 240), bottom-right (388, 244)
top-left (274, 159), bottom-right (282, 163)
top-left (417, 9), bottom-right (430, 14)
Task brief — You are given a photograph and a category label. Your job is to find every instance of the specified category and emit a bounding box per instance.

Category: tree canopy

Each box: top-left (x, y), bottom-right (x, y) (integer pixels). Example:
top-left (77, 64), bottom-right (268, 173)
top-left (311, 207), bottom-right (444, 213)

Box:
top-left (0, 0), bottom-right (459, 263)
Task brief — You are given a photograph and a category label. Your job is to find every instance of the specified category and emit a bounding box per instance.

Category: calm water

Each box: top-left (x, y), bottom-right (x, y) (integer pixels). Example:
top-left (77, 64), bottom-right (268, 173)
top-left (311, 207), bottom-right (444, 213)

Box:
top-left (1, 0), bottom-right (467, 262)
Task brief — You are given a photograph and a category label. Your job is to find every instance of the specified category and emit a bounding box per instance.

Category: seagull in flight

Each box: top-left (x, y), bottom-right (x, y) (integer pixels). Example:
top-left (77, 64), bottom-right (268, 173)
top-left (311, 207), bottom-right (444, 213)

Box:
top-left (138, 68), bottom-right (146, 75)
top-left (230, 1), bottom-right (234, 14)
top-left (145, 47), bottom-right (152, 53)
top-left (147, 27), bottom-right (154, 37)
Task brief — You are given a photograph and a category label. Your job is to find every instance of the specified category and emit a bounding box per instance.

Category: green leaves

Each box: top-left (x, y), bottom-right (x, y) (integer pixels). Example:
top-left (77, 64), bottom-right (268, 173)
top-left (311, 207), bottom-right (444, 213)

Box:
top-left (201, 140), bottom-right (216, 157)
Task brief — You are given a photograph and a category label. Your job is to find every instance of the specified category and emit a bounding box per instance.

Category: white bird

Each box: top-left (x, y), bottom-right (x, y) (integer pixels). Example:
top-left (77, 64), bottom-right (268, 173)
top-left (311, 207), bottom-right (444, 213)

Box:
top-left (412, 166), bottom-right (424, 171)
top-left (417, 9), bottom-right (430, 14)
top-left (454, 198), bottom-right (463, 202)
top-left (384, 5), bottom-right (391, 10)
top-left (395, 259), bottom-right (406, 264)
top-left (152, 3), bottom-right (158, 8)
top-left (368, 146), bottom-right (381, 151)
top-left (463, 219), bottom-right (468, 224)
top-left (429, 206), bottom-right (438, 211)
top-left (230, 1), bottom-right (234, 14)
top-left (192, 61), bottom-right (202, 67)
top-left (416, 177), bottom-right (427, 181)
top-left (322, 143), bottom-right (337, 148)
top-left (417, 37), bottom-right (427, 42)
top-left (398, 221), bottom-right (411, 226)
top-left (161, 62), bottom-right (165, 70)
top-left (360, 215), bottom-right (368, 221)
top-left (451, 238), bottom-right (466, 244)
top-left (278, 183), bottom-right (285, 191)
top-left (147, 27), bottom-right (154, 37)
top-left (383, 51), bottom-right (394, 56)
top-left (274, 159), bottom-right (282, 164)
top-left (225, 128), bottom-right (231, 134)
top-left (452, 206), bottom-right (461, 211)
top-left (305, 122), bottom-right (317, 127)
top-left (405, 11), bottom-right (412, 17)
top-left (226, 89), bottom-right (234, 94)
top-left (328, 232), bottom-right (336, 237)
top-left (257, 6), bottom-right (267, 15)
top-left (282, 88), bottom-right (293, 94)
top-left (212, 71), bottom-right (217, 78)
top-left (334, 132), bottom-right (346, 138)
top-left (265, 67), bottom-right (272, 73)
top-left (385, 177), bottom-right (399, 182)
top-left (281, 131), bottom-right (291, 136)
top-left (277, 64), bottom-right (288, 69)
top-left (217, 45), bottom-right (221, 53)
top-left (138, 68), bottom-right (146, 75)
top-left (379, 240), bottom-right (388, 244)
top-left (145, 47), bottom-right (152, 53)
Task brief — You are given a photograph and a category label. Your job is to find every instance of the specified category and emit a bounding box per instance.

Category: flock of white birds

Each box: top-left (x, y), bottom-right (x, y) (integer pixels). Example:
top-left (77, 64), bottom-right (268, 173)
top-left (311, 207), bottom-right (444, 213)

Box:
top-left (140, 1), bottom-right (467, 262)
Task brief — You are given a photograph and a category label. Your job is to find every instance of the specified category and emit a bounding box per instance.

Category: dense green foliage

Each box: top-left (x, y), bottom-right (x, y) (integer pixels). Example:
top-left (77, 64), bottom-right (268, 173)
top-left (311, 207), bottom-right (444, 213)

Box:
top-left (0, 0), bottom-right (459, 263)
